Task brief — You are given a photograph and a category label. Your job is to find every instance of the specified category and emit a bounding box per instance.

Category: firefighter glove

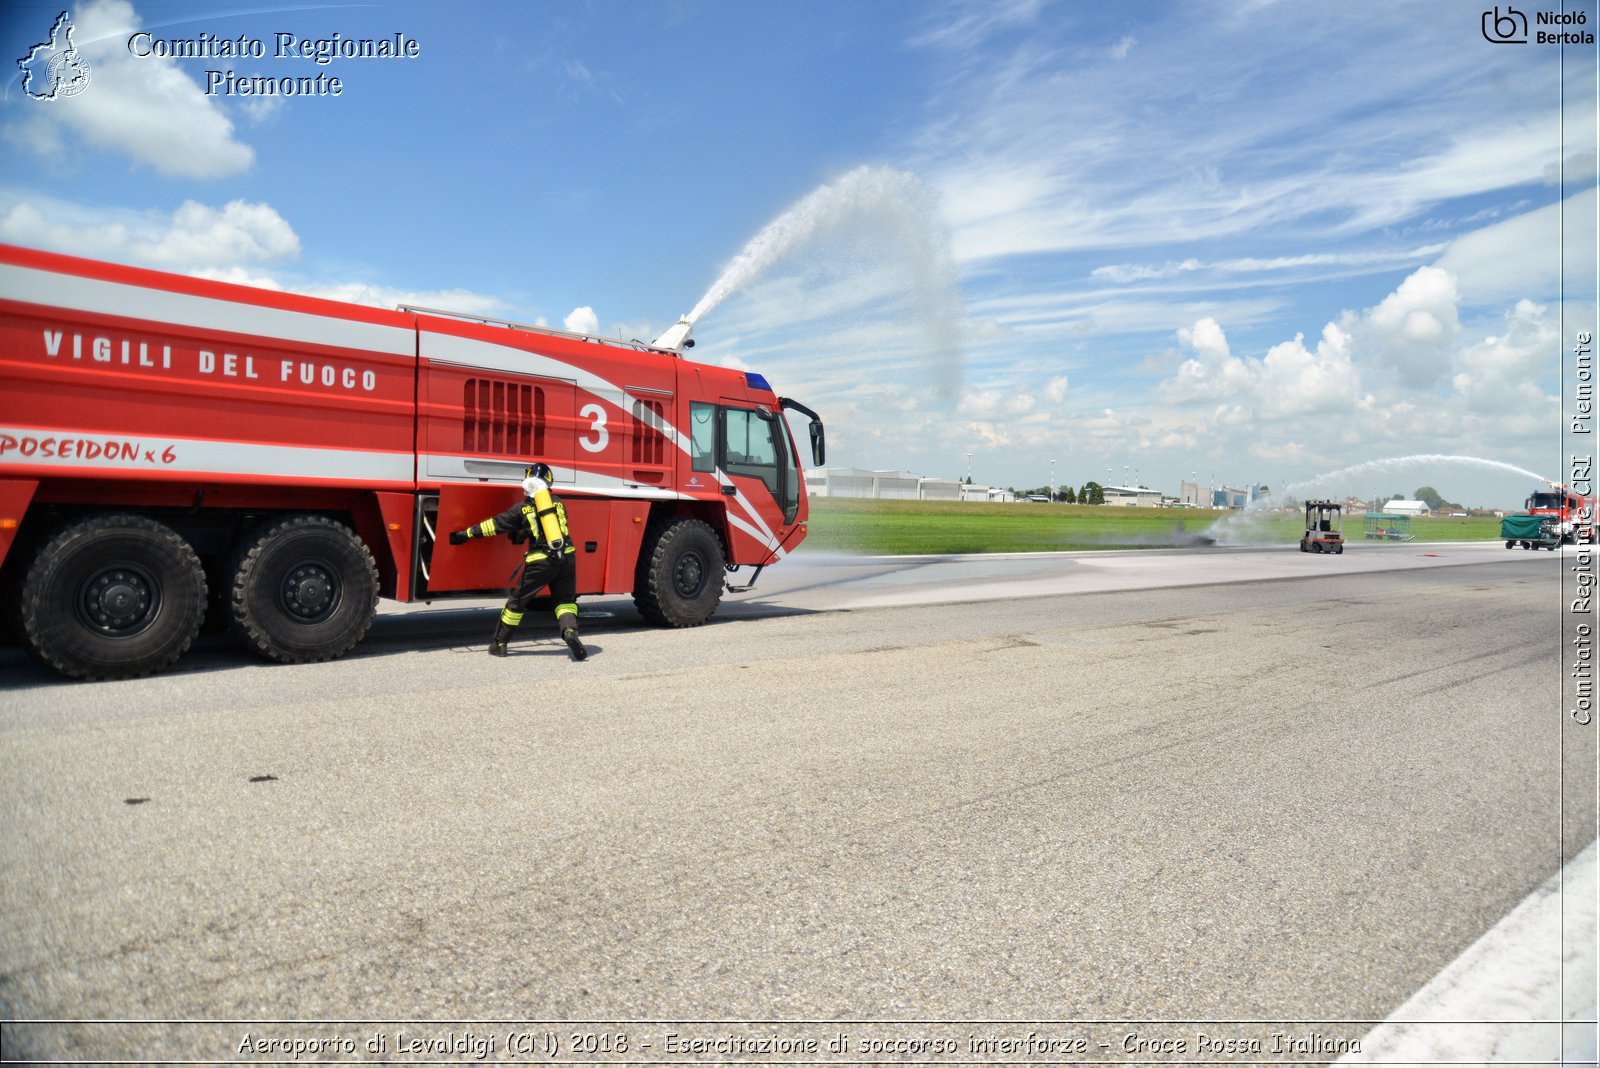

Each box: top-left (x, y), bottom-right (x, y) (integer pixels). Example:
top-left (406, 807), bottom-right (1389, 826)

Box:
top-left (449, 530), bottom-right (470, 545)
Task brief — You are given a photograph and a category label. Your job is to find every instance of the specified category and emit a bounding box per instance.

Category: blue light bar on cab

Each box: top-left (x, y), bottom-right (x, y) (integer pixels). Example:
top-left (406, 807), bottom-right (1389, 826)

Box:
top-left (745, 372), bottom-right (772, 392)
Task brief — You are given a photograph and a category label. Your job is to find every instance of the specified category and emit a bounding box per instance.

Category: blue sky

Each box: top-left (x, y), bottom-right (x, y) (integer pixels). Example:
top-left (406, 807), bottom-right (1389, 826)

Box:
top-left (2, 0), bottom-right (1595, 507)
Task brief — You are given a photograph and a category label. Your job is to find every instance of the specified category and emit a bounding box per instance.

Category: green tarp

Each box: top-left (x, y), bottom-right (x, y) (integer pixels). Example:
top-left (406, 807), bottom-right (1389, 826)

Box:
top-left (1500, 513), bottom-right (1548, 539)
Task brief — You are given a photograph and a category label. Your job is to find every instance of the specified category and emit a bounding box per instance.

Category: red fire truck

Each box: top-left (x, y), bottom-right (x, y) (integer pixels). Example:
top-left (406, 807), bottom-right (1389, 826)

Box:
top-left (1524, 482), bottom-right (1596, 544)
top-left (0, 244), bottom-right (825, 679)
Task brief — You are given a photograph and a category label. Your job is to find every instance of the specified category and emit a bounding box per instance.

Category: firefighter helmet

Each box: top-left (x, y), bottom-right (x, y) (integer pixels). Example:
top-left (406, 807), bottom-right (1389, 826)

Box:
top-left (522, 462), bottom-right (555, 496)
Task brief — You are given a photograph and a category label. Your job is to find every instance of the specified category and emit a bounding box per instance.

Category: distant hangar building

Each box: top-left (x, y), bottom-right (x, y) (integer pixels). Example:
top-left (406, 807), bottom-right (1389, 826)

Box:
top-left (1102, 485), bottom-right (1162, 507)
top-left (804, 468), bottom-right (1006, 501)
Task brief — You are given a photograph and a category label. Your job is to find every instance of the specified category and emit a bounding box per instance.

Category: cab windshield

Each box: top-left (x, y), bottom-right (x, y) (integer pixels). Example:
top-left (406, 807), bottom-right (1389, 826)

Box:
top-left (1528, 492), bottom-right (1569, 511)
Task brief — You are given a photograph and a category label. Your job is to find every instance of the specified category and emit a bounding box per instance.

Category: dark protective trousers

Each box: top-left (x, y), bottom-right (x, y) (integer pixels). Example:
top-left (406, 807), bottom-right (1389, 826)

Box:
top-left (499, 550), bottom-right (579, 635)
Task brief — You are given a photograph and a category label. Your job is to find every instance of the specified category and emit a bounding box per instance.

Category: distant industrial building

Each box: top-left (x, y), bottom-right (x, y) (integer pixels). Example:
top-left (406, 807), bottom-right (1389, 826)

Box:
top-left (805, 468), bottom-right (1015, 501)
top-left (1180, 480), bottom-right (1259, 509)
top-left (1383, 499), bottom-right (1431, 516)
top-left (1103, 485), bottom-right (1162, 507)
top-left (962, 484), bottom-right (1017, 503)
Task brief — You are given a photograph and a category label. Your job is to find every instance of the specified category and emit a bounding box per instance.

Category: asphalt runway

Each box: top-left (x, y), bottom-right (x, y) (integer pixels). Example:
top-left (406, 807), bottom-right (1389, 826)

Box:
top-left (0, 542), bottom-right (1592, 1062)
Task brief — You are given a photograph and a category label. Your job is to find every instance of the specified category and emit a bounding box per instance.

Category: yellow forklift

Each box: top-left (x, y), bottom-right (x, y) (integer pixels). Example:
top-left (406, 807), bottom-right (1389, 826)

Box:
top-left (1300, 499), bottom-right (1345, 554)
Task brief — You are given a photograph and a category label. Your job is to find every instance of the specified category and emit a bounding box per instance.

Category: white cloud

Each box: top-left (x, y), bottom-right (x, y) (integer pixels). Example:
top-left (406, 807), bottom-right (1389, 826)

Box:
top-left (1450, 299), bottom-right (1558, 416)
top-left (7, 0), bottom-right (254, 178)
top-left (1351, 266), bottom-right (1461, 388)
top-left (564, 306), bottom-right (600, 336)
top-left (1256, 322), bottom-right (1361, 418)
top-left (1090, 247), bottom-right (1448, 287)
top-left (910, 0), bottom-right (1044, 51)
top-left (239, 96), bottom-right (287, 125)
top-left (0, 189), bottom-right (512, 315)
top-left (297, 282), bottom-right (508, 315)
top-left (1435, 188), bottom-right (1595, 306)
top-left (965, 421), bottom-right (1012, 448)
top-left (908, 6), bottom-right (1567, 266)
top-left (0, 190), bottom-right (298, 268)
top-left (958, 388), bottom-right (1037, 419)
top-left (147, 200), bottom-right (299, 268)
top-left (1250, 440), bottom-right (1305, 464)
top-left (1162, 317), bottom-right (1254, 403)
top-left (1161, 314), bottom-right (1362, 419)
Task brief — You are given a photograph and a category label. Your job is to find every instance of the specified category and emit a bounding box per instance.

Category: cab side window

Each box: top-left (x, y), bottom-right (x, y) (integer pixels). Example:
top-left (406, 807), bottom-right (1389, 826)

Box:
top-left (690, 402), bottom-right (718, 473)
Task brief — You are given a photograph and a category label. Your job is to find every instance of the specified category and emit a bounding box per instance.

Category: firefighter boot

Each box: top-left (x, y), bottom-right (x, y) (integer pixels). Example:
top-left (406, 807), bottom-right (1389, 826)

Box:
top-left (487, 619), bottom-right (514, 657)
top-left (561, 626), bottom-right (588, 662)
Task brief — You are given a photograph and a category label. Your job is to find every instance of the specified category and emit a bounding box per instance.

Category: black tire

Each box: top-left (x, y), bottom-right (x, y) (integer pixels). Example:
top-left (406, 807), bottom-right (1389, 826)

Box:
top-left (228, 515), bottom-right (378, 664)
top-left (633, 517), bottom-right (725, 627)
top-left (19, 514), bottom-right (206, 680)
top-left (1505, 540), bottom-right (1515, 549)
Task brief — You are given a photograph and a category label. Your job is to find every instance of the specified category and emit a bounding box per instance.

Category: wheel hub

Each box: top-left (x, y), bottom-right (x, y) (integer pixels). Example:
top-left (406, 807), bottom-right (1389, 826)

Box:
top-left (79, 566), bottom-right (158, 637)
top-left (280, 562), bottom-right (339, 622)
top-left (674, 552), bottom-right (705, 597)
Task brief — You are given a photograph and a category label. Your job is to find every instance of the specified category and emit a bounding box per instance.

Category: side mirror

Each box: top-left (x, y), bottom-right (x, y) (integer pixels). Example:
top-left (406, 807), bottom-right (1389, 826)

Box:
top-left (780, 398), bottom-right (825, 468)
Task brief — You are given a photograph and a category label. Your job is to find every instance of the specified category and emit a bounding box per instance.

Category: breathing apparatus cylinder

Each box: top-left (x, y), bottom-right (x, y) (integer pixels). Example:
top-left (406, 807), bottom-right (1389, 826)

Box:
top-left (533, 486), bottom-right (564, 548)
top-left (522, 475), bottom-right (565, 549)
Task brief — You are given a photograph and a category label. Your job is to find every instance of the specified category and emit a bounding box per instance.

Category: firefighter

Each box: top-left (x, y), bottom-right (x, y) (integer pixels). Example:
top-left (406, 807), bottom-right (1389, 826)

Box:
top-left (449, 462), bottom-right (588, 661)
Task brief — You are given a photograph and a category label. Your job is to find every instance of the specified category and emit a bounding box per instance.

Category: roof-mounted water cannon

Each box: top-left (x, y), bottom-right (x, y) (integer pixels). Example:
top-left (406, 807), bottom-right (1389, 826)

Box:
top-left (652, 316), bottom-right (695, 353)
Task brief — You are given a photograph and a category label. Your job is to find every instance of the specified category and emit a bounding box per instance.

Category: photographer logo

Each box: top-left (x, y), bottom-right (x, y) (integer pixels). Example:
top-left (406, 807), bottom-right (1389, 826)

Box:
top-left (1482, 5), bottom-right (1594, 44)
top-left (1483, 6), bottom-right (1530, 42)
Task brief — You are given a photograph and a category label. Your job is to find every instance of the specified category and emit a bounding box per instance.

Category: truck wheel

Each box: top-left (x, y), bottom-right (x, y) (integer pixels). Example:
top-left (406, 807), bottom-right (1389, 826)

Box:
top-left (19, 514), bottom-right (206, 680)
top-left (1505, 540), bottom-right (1515, 549)
top-left (228, 515), bottom-right (378, 664)
top-left (633, 517), bottom-right (725, 627)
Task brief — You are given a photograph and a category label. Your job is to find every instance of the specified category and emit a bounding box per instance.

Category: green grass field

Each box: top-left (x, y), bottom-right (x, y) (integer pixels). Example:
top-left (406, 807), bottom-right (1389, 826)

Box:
top-left (798, 497), bottom-right (1504, 555)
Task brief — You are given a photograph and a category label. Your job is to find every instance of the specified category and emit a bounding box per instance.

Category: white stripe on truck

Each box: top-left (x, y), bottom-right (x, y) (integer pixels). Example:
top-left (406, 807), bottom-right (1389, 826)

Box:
top-left (0, 264), bottom-right (416, 355)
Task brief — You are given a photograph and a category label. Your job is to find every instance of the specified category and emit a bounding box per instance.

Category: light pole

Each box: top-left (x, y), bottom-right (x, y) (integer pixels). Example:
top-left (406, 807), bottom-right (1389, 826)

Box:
top-left (965, 452), bottom-right (974, 484)
top-left (1050, 459), bottom-right (1056, 501)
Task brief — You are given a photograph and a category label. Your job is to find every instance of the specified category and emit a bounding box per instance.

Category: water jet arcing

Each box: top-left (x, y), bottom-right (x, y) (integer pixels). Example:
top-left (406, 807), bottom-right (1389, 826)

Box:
top-left (668, 164), bottom-right (965, 394)
top-left (1204, 453), bottom-right (1550, 545)
top-left (1276, 454), bottom-right (1547, 500)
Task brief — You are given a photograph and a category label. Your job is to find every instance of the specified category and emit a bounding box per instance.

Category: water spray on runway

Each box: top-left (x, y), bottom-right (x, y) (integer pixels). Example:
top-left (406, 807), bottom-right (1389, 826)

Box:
top-left (1204, 454), bottom-right (1550, 545)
